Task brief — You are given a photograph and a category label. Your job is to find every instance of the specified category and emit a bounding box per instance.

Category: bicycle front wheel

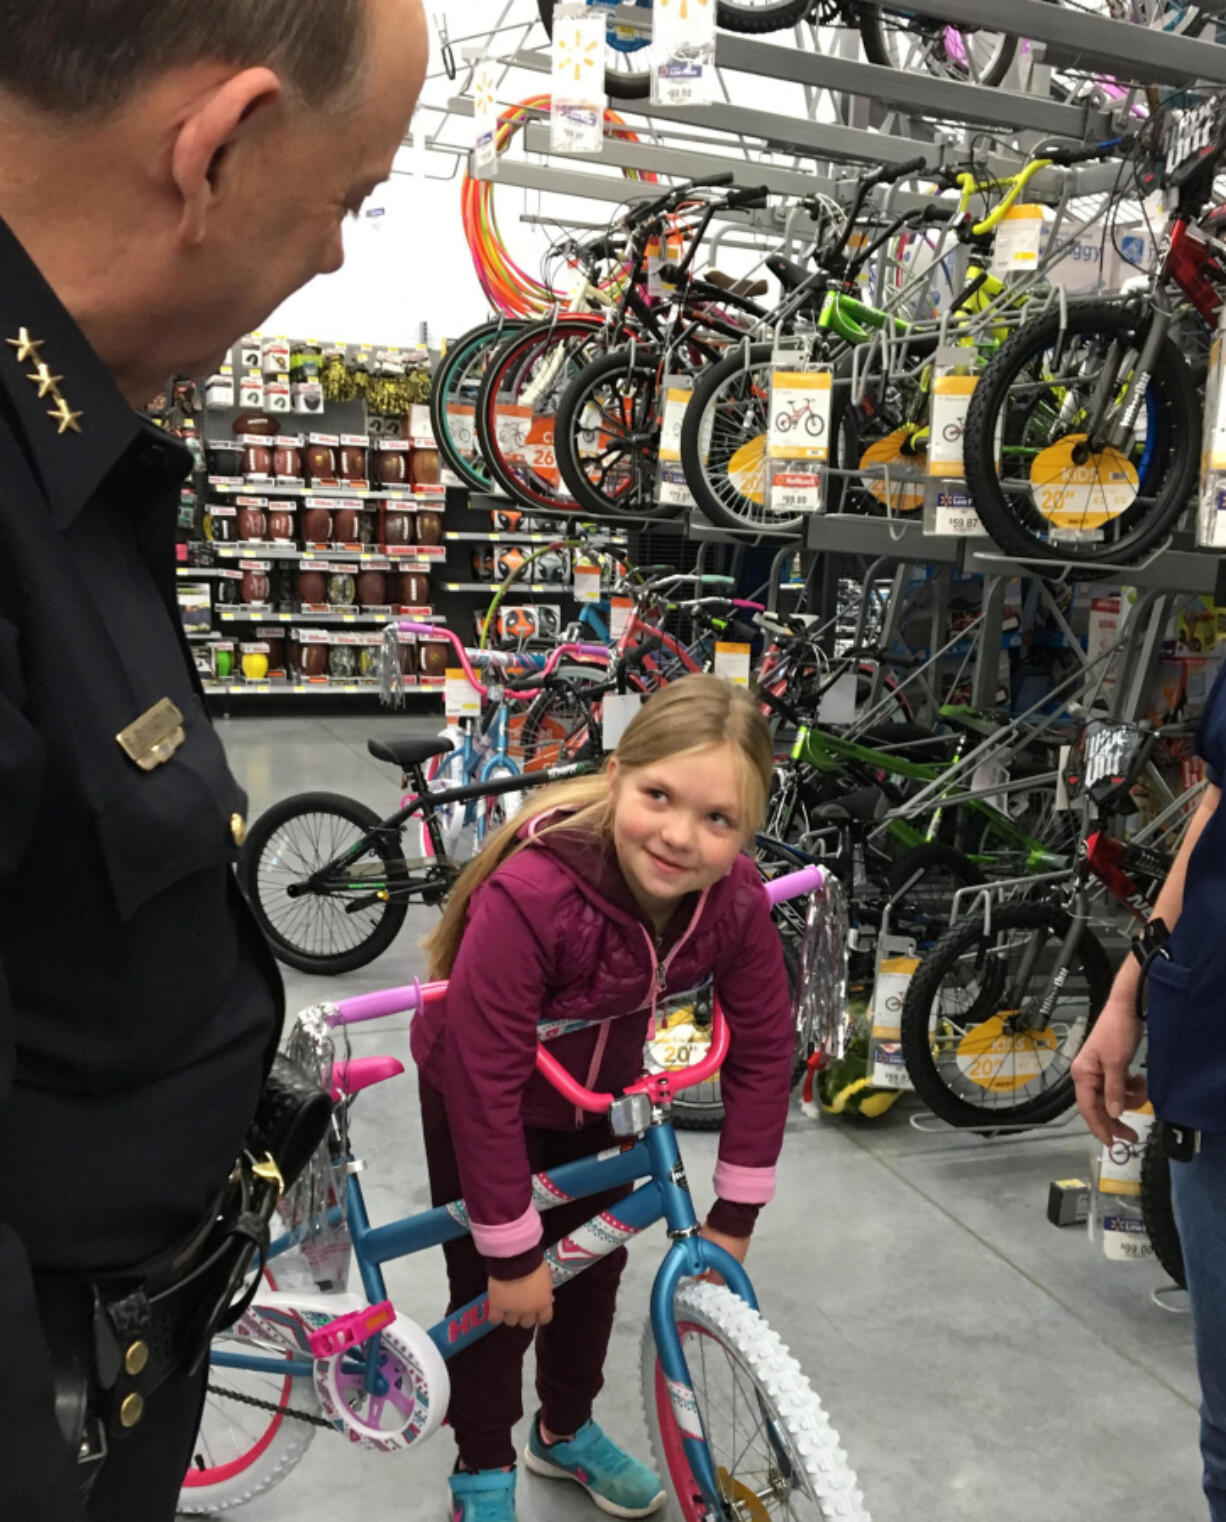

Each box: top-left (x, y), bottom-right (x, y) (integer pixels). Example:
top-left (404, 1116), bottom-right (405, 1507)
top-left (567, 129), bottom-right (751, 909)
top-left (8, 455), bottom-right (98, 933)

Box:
top-left (962, 301), bottom-right (1200, 569)
top-left (899, 902), bottom-right (1109, 1128)
top-left (430, 318), bottom-right (524, 492)
top-left (240, 793), bottom-right (409, 975)
top-left (641, 1281), bottom-right (869, 1521)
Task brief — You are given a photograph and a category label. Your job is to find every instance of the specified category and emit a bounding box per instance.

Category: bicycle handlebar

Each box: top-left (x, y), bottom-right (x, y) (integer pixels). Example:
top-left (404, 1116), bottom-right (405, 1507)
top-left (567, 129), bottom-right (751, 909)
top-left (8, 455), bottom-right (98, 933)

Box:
top-left (327, 865), bottom-right (830, 1114)
top-left (397, 621), bottom-right (609, 701)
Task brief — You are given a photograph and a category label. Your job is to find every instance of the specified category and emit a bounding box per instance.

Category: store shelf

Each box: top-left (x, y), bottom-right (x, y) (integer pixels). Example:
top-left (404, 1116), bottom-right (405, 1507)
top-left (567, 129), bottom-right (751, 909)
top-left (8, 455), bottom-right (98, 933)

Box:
top-left (206, 482), bottom-right (446, 502)
top-left (805, 513), bottom-right (964, 567)
top-left (445, 530), bottom-right (629, 545)
top-left (442, 582), bottom-right (574, 595)
top-left (202, 680), bottom-right (418, 697)
top-left (181, 545), bottom-right (443, 563)
top-left (212, 609), bottom-right (396, 624)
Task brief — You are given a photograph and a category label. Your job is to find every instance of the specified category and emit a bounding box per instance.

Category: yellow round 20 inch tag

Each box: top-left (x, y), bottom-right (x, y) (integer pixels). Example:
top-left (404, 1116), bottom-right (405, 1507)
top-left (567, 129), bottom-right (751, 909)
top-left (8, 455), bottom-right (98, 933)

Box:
top-left (1029, 434), bottom-right (1139, 531)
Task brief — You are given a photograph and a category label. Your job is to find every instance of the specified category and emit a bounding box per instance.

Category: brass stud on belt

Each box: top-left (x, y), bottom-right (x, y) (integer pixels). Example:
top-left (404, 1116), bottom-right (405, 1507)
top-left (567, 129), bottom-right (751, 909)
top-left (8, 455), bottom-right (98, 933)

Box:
top-left (120, 1393), bottom-right (144, 1429)
top-left (124, 1341), bottom-right (149, 1377)
top-left (231, 813), bottom-right (248, 847)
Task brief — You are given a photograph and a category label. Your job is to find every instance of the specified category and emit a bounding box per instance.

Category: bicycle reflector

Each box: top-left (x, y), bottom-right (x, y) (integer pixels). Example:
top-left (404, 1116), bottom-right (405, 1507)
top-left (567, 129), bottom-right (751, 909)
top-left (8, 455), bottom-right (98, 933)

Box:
top-left (1063, 719), bottom-right (1154, 811)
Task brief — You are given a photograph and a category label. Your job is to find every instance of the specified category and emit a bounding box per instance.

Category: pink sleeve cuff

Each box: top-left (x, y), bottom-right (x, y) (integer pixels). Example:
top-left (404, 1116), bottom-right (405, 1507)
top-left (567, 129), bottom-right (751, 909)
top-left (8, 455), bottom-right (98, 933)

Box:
top-left (469, 1203), bottom-right (543, 1258)
top-left (713, 1160), bottom-right (777, 1205)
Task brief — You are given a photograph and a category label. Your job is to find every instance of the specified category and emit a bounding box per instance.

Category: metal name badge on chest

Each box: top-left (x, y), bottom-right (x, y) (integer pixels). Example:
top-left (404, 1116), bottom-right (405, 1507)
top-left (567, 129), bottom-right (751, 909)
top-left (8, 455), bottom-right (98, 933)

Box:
top-left (116, 698), bottom-right (186, 772)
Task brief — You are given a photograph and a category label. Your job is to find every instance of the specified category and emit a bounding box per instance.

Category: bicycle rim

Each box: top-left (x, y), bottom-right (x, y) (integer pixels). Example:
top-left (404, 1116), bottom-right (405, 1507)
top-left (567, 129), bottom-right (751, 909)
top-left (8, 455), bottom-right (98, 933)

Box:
top-left (557, 348), bottom-right (674, 516)
top-left (685, 344), bottom-right (811, 533)
top-left (860, 7), bottom-right (1016, 86)
top-left (477, 316), bottom-right (609, 510)
top-left (254, 813), bottom-right (402, 964)
top-left (908, 912), bottom-right (1101, 1122)
top-left (431, 320), bottom-right (522, 491)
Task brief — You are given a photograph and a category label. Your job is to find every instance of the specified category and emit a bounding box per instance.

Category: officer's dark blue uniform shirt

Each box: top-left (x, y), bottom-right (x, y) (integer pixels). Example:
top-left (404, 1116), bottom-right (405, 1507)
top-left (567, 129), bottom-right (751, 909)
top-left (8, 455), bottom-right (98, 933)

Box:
top-left (0, 214), bottom-right (282, 1488)
top-left (1147, 659), bottom-right (1226, 1129)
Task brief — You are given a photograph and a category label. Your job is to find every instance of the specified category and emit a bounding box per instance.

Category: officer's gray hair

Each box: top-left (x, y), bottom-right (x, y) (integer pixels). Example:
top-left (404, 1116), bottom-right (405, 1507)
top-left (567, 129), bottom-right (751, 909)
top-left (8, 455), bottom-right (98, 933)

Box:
top-left (0, 0), bottom-right (369, 120)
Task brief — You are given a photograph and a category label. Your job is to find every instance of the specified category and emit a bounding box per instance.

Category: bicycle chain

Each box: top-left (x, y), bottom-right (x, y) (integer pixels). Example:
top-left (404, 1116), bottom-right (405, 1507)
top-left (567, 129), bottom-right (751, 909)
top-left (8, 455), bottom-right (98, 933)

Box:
top-left (206, 1383), bottom-right (337, 1432)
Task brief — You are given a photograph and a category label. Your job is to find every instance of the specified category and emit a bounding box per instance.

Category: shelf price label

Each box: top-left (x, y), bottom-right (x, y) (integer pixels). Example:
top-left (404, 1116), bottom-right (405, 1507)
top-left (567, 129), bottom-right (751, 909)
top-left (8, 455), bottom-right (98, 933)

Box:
top-left (768, 470), bottom-right (821, 515)
top-left (714, 641), bottom-right (751, 688)
top-left (444, 668), bottom-right (482, 719)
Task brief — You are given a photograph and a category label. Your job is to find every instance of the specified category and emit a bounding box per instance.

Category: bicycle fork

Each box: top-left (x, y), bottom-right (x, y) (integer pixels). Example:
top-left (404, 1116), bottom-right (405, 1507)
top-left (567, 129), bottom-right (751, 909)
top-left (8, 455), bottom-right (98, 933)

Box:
top-left (1014, 887), bottom-right (1090, 1034)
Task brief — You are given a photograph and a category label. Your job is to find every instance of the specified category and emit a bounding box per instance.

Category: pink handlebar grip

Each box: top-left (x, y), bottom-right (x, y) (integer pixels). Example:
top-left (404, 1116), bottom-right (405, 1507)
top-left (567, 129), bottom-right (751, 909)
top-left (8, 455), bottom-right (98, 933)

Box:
top-left (331, 979), bottom-right (447, 1027)
top-left (764, 864), bottom-right (826, 906)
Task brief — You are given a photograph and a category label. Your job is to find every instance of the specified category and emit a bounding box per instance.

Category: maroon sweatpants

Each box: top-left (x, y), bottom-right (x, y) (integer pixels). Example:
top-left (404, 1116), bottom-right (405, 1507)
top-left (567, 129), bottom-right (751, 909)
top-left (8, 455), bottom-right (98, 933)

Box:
top-left (419, 1079), bottom-right (632, 1471)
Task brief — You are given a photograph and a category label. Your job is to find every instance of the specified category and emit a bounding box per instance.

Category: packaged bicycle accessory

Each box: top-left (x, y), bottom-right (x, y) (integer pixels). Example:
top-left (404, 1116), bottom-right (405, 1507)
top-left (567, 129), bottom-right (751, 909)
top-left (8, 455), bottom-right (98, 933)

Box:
top-left (551, 3), bottom-right (606, 154)
top-left (656, 374), bottom-right (696, 510)
top-left (652, 0), bottom-right (716, 107)
top-left (1089, 1104), bottom-right (1156, 1262)
top-left (924, 350), bottom-right (986, 538)
top-left (766, 343), bottom-right (831, 517)
top-left (1197, 308), bottom-right (1226, 549)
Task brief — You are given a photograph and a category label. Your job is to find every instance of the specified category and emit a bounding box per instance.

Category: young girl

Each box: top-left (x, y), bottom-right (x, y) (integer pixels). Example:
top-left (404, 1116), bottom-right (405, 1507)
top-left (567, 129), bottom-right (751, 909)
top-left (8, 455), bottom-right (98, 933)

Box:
top-left (411, 674), bottom-right (795, 1522)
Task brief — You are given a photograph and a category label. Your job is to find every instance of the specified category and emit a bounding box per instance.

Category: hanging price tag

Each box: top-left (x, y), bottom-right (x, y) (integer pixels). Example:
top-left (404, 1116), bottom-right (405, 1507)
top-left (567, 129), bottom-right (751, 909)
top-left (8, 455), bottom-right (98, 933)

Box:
top-left (447, 403), bottom-right (476, 456)
top-left (472, 60), bottom-right (499, 181)
top-left (927, 374), bottom-right (976, 477)
top-left (1098, 1107), bottom-right (1155, 1197)
top-left (409, 405), bottom-right (435, 446)
top-left (652, 0), bottom-right (718, 106)
top-left (574, 559), bottom-right (602, 602)
top-left (602, 691), bottom-right (643, 751)
top-left (523, 415), bottom-right (560, 484)
top-left (659, 379), bottom-right (692, 464)
top-left (991, 205), bottom-right (1047, 275)
top-left (768, 371), bottom-right (833, 461)
top-left (1198, 332), bottom-right (1226, 549)
top-left (714, 641), bottom-right (751, 687)
top-left (551, 3), bottom-right (606, 154)
top-left (445, 667), bottom-right (482, 719)
top-left (609, 596), bottom-right (633, 639)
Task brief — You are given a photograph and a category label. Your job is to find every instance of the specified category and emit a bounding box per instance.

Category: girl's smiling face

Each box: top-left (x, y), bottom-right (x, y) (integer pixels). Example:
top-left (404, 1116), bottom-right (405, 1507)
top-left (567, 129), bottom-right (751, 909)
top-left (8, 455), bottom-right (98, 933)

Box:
top-left (607, 743), bottom-right (750, 926)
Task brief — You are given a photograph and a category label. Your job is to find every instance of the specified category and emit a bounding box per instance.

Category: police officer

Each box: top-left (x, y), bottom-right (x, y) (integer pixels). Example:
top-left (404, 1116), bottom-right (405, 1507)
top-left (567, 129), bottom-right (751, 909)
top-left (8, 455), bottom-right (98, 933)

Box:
top-left (1073, 682), bottom-right (1226, 1521)
top-left (0, 3), bottom-right (427, 1517)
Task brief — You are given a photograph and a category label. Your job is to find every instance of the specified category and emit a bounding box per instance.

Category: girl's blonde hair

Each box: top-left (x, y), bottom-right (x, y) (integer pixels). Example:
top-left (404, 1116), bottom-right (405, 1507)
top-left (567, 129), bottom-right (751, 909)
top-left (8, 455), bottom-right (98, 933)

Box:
top-left (424, 673), bottom-right (773, 979)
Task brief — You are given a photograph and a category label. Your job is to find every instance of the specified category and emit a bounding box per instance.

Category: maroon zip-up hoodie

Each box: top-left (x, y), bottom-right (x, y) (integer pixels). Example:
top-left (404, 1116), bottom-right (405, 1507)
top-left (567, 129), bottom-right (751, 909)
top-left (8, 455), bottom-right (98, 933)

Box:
top-left (411, 821), bottom-right (794, 1275)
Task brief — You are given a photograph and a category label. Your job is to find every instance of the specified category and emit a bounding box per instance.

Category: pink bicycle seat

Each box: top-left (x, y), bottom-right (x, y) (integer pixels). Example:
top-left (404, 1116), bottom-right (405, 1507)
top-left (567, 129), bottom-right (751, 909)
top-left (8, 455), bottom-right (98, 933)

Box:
top-left (329, 1056), bottom-right (406, 1101)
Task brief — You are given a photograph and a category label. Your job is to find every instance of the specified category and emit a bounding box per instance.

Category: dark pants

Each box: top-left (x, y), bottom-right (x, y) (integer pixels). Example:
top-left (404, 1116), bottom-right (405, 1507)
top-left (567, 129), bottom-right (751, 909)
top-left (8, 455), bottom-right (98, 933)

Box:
top-left (1171, 1131), bottom-right (1226, 1521)
top-left (419, 1079), bottom-right (631, 1471)
top-left (85, 1362), bottom-right (209, 1522)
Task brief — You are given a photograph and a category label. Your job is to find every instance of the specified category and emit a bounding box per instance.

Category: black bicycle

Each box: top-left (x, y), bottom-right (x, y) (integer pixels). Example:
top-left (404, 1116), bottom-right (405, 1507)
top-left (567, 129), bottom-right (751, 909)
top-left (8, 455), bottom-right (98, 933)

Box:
top-left (240, 740), bottom-right (597, 976)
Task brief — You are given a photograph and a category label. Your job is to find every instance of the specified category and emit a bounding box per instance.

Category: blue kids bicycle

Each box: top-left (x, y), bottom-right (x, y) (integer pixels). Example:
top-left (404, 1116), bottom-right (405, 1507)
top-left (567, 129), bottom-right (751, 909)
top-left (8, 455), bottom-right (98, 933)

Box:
top-left (180, 865), bottom-right (868, 1520)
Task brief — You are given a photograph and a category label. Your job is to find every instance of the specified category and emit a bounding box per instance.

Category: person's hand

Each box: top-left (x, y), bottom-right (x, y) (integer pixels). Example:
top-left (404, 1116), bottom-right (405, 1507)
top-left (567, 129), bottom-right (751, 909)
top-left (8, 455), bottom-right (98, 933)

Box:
top-left (696, 1223), bottom-right (750, 1286)
top-left (488, 1262), bottom-right (554, 1329)
top-left (1072, 995), bottom-right (1147, 1145)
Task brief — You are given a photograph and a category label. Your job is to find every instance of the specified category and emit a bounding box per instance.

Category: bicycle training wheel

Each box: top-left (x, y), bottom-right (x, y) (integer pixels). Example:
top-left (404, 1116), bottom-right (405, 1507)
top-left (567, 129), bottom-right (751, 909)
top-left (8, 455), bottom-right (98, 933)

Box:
top-left (240, 792), bottom-right (409, 975)
top-left (641, 1281), bottom-right (869, 1521)
top-left (962, 301), bottom-right (1200, 569)
top-left (858, 7), bottom-right (1017, 87)
top-left (180, 1271), bottom-right (321, 1513)
top-left (430, 318), bottom-right (524, 492)
top-left (899, 902), bottom-right (1109, 1129)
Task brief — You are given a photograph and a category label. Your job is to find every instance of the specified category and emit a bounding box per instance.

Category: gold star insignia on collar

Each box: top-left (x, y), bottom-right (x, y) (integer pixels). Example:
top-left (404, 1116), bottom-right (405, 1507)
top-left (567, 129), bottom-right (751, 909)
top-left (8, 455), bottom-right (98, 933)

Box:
top-left (26, 363), bottom-right (64, 400)
top-left (6, 328), bottom-right (44, 364)
top-left (47, 396), bottom-right (83, 435)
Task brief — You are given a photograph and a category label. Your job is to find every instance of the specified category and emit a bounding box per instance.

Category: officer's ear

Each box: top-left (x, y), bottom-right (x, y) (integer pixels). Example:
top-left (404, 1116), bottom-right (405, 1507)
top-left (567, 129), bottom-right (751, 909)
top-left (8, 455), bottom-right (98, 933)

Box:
top-left (170, 69), bottom-right (283, 248)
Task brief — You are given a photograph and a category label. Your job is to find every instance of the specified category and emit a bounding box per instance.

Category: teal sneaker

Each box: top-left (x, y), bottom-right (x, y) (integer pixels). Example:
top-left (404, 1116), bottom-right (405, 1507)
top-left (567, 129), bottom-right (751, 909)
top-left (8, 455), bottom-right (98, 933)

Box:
top-left (523, 1413), bottom-right (665, 1518)
top-left (447, 1467), bottom-right (517, 1522)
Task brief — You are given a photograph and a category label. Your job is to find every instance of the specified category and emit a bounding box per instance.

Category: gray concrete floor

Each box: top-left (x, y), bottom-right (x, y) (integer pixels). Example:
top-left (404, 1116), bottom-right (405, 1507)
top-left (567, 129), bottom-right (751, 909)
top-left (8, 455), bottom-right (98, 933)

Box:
top-left (214, 711), bottom-right (1208, 1522)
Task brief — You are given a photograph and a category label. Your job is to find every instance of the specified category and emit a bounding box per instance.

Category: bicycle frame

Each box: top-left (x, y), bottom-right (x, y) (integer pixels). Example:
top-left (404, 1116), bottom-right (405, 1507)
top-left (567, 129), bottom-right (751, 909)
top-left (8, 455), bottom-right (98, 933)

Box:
top-left (213, 863), bottom-right (827, 1510)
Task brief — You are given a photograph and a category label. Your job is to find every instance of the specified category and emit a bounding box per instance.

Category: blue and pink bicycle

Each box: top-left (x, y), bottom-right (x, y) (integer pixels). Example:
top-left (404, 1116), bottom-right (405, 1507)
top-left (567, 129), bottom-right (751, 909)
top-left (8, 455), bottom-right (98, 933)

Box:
top-left (179, 865), bottom-right (867, 1520)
